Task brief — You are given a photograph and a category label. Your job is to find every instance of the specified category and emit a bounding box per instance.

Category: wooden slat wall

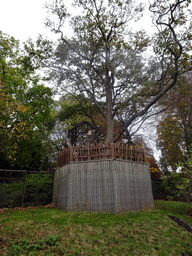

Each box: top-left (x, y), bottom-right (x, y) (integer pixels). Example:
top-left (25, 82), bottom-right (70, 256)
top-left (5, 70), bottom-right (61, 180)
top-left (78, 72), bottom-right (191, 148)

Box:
top-left (53, 159), bottom-right (154, 213)
top-left (56, 143), bottom-right (146, 167)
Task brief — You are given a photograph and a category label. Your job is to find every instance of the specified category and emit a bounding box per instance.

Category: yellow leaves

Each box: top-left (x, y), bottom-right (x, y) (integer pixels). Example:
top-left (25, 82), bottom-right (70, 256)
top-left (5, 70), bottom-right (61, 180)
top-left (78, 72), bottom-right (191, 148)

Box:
top-left (7, 143), bottom-right (19, 162)
top-left (17, 104), bottom-right (30, 113)
top-left (2, 124), bottom-right (33, 163)
top-left (150, 167), bottom-right (162, 179)
top-left (13, 121), bottom-right (34, 140)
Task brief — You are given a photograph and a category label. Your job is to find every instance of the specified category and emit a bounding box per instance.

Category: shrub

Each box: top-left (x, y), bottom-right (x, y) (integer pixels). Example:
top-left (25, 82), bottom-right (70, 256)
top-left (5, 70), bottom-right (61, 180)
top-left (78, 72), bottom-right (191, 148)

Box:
top-left (150, 167), bottom-right (162, 180)
top-left (0, 181), bottom-right (23, 208)
top-left (161, 173), bottom-right (192, 202)
top-left (24, 174), bottom-right (53, 206)
top-left (151, 179), bottom-right (169, 200)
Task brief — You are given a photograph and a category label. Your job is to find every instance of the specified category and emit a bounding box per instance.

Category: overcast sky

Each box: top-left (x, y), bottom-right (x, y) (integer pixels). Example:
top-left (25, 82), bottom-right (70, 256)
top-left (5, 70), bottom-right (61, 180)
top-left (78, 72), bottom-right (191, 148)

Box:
top-left (0, 0), bottom-right (155, 42)
top-left (0, 0), bottom-right (54, 42)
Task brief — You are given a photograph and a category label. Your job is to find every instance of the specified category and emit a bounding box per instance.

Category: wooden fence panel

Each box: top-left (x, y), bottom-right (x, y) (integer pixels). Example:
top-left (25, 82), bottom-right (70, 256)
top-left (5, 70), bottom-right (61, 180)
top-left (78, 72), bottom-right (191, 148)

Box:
top-left (56, 143), bottom-right (146, 167)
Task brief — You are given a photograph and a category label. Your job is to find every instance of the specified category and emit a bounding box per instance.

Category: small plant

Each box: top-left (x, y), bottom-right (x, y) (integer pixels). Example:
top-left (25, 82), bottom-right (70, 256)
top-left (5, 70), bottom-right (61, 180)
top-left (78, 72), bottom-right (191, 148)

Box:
top-left (167, 195), bottom-right (174, 201)
top-left (9, 237), bottom-right (46, 255)
top-left (9, 244), bottom-right (22, 256)
top-left (46, 235), bottom-right (61, 246)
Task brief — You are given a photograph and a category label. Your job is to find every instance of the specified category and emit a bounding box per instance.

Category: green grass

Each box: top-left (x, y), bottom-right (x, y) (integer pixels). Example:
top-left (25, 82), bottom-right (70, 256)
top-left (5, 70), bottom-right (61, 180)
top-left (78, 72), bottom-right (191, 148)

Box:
top-left (0, 201), bottom-right (192, 256)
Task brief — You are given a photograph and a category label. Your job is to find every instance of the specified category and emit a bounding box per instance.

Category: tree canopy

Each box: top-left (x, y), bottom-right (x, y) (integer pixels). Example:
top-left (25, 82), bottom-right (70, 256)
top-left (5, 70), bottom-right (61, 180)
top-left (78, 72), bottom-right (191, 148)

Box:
top-left (0, 31), bottom-right (55, 170)
top-left (157, 72), bottom-right (192, 172)
top-left (24, 0), bottom-right (192, 143)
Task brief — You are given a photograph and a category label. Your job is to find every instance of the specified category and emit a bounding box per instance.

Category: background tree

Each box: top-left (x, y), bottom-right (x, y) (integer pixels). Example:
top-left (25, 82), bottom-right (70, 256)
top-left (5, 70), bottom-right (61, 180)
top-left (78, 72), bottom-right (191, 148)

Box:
top-left (157, 72), bottom-right (192, 173)
top-left (24, 0), bottom-right (192, 143)
top-left (53, 94), bottom-right (134, 146)
top-left (57, 94), bottom-right (108, 139)
top-left (0, 31), bottom-right (55, 170)
top-left (133, 136), bottom-right (162, 179)
top-left (57, 94), bottom-right (100, 129)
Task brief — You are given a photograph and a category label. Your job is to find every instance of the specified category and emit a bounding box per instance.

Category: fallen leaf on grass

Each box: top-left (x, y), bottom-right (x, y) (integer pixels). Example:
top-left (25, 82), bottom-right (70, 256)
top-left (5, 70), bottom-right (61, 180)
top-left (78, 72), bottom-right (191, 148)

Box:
top-left (0, 208), bottom-right (8, 214)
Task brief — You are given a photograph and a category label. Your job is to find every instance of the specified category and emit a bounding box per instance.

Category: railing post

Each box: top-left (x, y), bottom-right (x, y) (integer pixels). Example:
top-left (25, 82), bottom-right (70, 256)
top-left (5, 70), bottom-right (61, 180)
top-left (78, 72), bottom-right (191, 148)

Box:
top-left (143, 148), bottom-right (146, 162)
top-left (21, 170), bottom-right (28, 207)
top-left (111, 143), bottom-right (115, 159)
top-left (69, 145), bottom-right (73, 162)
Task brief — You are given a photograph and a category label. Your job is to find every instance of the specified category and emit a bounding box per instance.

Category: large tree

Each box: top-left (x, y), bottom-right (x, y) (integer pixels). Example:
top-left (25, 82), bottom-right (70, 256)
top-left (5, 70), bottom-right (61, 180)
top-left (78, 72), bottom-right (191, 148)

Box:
top-left (25, 0), bottom-right (192, 142)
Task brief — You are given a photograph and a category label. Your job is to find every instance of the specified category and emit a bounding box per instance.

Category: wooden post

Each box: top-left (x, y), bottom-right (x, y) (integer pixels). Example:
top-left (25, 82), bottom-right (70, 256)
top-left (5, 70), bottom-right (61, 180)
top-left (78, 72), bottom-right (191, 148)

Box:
top-left (111, 143), bottom-right (115, 159)
top-left (143, 149), bottom-right (146, 162)
top-left (21, 170), bottom-right (28, 207)
top-left (69, 145), bottom-right (73, 162)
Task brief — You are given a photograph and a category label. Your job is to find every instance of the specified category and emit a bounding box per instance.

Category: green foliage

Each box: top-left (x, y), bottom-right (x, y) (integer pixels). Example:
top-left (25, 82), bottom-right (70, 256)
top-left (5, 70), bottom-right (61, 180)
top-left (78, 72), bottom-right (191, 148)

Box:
top-left (55, 94), bottom-right (107, 137)
top-left (9, 237), bottom-right (47, 256)
top-left (24, 174), bottom-right (53, 206)
top-left (150, 167), bottom-right (162, 180)
top-left (0, 181), bottom-right (23, 208)
top-left (8, 137), bottom-right (53, 171)
top-left (23, 84), bottom-right (55, 134)
top-left (157, 76), bottom-right (192, 201)
top-left (155, 200), bottom-right (192, 216)
top-left (0, 31), bottom-right (55, 169)
top-left (157, 74), bottom-right (192, 172)
top-left (0, 174), bottom-right (53, 208)
top-left (160, 170), bottom-right (192, 202)
top-left (175, 148), bottom-right (192, 201)
top-left (57, 94), bottom-right (96, 129)
top-left (45, 235), bottom-right (61, 246)
top-left (48, 94), bottom-right (107, 150)
top-left (157, 115), bottom-right (183, 172)
top-left (161, 174), bottom-right (182, 198)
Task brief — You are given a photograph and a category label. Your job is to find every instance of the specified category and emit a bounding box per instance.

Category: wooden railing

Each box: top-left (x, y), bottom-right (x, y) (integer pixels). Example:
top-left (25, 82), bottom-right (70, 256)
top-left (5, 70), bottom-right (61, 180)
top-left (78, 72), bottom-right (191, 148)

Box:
top-left (57, 143), bottom-right (146, 167)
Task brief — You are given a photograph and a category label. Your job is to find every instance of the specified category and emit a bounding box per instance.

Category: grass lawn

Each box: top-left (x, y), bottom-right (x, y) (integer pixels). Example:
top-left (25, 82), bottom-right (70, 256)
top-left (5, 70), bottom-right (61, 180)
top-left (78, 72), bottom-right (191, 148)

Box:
top-left (0, 201), bottom-right (192, 256)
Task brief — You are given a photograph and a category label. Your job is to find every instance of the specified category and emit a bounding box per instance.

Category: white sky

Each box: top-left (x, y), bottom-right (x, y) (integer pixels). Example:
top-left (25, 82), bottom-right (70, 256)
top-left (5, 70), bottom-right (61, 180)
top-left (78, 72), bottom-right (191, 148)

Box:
top-left (0, 0), bottom-right (55, 42)
top-left (0, 0), bottom-right (155, 43)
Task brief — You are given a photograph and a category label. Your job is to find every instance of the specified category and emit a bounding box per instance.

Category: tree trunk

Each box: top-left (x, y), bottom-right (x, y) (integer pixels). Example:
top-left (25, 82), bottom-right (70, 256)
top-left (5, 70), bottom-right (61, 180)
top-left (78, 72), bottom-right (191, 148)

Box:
top-left (106, 113), bottom-right (114, 142)
top-left (106, 87), bottom-right (114, 143)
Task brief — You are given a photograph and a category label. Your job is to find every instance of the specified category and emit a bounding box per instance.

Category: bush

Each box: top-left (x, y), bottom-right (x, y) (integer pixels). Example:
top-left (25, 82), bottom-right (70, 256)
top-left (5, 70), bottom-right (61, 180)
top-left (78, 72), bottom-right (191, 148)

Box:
top-left (24, 174), bottom-right (53, 206)
top-left (150, 167), bottom-right (162, 180)
top-left (161, 173), bottom-right (192, 202)
top-left (0, 181), bottom-right (24, 208)
top-left (0, 173), bottom-right (53, 208)
top-left (151, 179), bottom-right (169, 200)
